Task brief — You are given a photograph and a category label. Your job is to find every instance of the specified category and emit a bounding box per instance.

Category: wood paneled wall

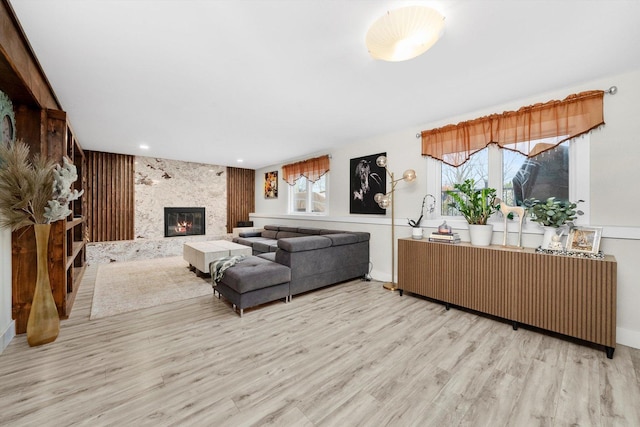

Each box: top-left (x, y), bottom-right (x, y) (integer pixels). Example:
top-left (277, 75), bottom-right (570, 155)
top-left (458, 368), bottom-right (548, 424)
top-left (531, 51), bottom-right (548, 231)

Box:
top-left (85, 150), bottom-right (135, 242)
top-left (226, 167), bottom-right (255, 233)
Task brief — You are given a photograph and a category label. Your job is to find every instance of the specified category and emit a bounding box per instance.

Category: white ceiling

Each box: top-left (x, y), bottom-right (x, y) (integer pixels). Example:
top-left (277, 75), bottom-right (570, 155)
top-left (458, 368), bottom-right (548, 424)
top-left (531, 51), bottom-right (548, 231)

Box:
top-left (9, 0), bottom-right (640, 169)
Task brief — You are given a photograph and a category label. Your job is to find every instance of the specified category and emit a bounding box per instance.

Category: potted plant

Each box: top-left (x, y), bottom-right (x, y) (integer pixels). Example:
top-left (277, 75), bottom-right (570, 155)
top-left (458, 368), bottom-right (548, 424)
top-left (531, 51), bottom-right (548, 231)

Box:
top-left (523, 197), bottom-right (584, 249)
top-left (407, 194), bottom-right (435, 239)
top-left (0, 140), bottom-right (83, 346)
top-left (445, 179), bottom-right (499, 246)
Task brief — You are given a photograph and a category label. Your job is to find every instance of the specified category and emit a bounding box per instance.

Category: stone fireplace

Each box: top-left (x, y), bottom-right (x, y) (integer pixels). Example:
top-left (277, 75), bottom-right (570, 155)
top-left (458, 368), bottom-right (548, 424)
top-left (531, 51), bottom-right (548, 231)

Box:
top-left (164, 207), bottom-right (205, 237)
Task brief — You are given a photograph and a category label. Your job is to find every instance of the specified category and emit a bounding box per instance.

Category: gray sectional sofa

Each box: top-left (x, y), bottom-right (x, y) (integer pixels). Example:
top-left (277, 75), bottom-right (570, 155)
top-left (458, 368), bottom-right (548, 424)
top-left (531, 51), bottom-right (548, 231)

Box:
top-left (215, 225), bottom-right (370, 315)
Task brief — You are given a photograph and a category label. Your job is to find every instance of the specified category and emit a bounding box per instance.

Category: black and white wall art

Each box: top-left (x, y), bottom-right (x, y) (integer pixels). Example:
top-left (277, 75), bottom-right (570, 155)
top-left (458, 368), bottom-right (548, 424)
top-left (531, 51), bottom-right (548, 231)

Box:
top-left (350, 152), bottom-right (386, 215)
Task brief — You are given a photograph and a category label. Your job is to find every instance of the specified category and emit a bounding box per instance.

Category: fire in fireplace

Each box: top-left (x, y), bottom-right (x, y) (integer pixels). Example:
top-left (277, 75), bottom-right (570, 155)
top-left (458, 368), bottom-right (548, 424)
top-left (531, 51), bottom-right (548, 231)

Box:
top-left (164, 207), bottom-right (205, 237)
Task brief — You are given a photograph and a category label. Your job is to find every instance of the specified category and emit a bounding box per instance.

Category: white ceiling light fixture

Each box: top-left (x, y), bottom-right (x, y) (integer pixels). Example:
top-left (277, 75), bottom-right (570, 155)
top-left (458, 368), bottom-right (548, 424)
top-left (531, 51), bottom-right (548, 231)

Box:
top-left (366, 5), bottom-right (445, 62)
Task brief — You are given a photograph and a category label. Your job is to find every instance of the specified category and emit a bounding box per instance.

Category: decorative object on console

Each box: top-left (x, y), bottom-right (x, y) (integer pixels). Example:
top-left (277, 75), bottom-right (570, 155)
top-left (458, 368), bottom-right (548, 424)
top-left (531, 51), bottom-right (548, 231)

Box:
top-left (523, 197), bottom-right (584, 249)
top-left (407, 194), bottom-right (435, 240)
top-left (445, 179), bottom-right (499, 246)
top-left (429, 221), bottom-right (460, 243)
top-left (495, 197), bottom-right (525, 247)
top-left (350, 152), bottom-right (386, 214)
top-left (566, 226), bottom-right (602, 254)
top-left (438, 221), bottom-right (452, 234)
top-left (366, 5), bottom-right (445, 62)
top-left (548, 230), bottom-right (565, 251)
top-left (428, 232), bottom-right (461, 244)
top-left (373, 155), bottom-right (416, 290)
top-left (0, 140), bottom-right (83, 346)
top-left (264, 171), bottom-right (278, 199)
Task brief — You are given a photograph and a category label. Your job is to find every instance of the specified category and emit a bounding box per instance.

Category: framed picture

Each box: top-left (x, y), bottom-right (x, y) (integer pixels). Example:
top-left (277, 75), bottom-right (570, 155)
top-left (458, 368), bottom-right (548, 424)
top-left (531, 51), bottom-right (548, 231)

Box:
top-left (566, 226), bottom-right (602, 254)
top-left (350, 152), bottom-right (386, 215)
top-left (264, 171), bottom-right (278, 199)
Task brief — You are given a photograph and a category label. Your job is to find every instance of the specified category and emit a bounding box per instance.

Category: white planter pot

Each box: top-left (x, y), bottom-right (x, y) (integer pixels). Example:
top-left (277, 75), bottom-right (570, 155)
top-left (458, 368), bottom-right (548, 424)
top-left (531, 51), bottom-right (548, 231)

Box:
top-left (468, 224), bottom-right (493, 246)
top-left (412, 227), bottom-right (423, 240)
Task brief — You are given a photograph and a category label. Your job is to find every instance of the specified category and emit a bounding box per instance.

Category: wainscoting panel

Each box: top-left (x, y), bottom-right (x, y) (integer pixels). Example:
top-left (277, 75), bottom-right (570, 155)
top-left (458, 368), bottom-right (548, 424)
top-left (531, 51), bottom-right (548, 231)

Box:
top-left (226, 167), bottom-right (255, 233)
top-left (85, 150), bottom-right (135, 242)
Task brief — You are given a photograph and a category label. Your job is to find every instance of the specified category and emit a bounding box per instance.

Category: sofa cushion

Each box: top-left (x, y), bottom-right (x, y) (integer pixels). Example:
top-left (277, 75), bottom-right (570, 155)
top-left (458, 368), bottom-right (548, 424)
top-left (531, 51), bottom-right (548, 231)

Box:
top-left (262, 230), bottom-right (278, 239)
top-left (257, 252), bottom-right (276, 262)
top-left (234, 236), bottom-right (269, 247)
top-left (352, 232), bottom-right (371, 242)
top-left (253, 240), bottom-right (279, 253)
top-left (238, 231), bottom-right (262, 238)
top-left (264, 225), bottom-right (280, 231)
top-left (220, 256), bottom-right (291, 294)
top-left (297, 227), bottom-right (323, 235)
top-left (324, 233), bottom-right (358, 246)
top-left (279, 226), bottom-right (299, 233)
top-left (319, 229), bottom-right (344, 235)
top-left (278, 235), bottom-right (332, 252)
top-left (276, 231), bottom-right (305, 238)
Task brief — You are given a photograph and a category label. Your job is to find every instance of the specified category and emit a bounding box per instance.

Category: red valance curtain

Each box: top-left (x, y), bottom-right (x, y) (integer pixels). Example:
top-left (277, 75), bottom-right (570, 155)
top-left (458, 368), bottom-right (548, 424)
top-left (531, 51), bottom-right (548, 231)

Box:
top-left (420, 90), bottom-right (605, 167)
top-left (282, 155), bottom-right (330, 186)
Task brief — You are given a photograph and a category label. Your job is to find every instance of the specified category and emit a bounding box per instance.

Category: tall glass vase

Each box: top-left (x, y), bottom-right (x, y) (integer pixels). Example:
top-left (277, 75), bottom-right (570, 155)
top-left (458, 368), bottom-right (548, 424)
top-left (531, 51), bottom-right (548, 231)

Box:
top-left (26, 223), bottom-right (60, 346)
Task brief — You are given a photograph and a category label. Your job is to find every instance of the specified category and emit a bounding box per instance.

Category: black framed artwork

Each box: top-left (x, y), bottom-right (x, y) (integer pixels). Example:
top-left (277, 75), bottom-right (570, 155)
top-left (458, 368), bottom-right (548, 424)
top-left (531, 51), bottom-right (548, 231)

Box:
top-left (350, 152), bottom-right (386, 214)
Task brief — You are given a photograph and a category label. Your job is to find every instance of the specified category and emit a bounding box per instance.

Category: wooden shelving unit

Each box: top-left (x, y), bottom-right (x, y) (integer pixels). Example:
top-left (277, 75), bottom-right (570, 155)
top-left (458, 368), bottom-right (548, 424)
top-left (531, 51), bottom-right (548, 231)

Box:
top-left (10, 109), bottom-right (86, 334)
top-left (2, 2), bottom-right (87, 334)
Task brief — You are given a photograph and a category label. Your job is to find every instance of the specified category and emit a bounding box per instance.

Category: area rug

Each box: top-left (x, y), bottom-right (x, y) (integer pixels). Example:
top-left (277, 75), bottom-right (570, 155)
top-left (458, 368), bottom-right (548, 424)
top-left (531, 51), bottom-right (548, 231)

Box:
top-left (90, 256), bottom-right (212, 319)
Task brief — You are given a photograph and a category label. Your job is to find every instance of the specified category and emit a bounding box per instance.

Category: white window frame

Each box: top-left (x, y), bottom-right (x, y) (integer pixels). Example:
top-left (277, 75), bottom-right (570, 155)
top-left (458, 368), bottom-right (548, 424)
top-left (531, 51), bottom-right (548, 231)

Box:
top-left (288, 174), bottom-right (329, 215)
top-left (426, 135), bottom-right (590, 229)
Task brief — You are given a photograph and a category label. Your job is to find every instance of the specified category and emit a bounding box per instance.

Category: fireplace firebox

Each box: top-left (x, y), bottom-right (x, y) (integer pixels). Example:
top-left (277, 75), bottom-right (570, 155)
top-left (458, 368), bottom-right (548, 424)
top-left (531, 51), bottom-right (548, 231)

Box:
top-left (164, 207), bottom-right (205, 237)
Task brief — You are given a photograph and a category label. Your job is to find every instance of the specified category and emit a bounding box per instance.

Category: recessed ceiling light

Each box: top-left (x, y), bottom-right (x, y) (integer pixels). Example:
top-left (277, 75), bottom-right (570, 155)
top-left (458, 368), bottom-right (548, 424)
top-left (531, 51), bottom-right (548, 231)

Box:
top-left (139, 144), bottom-right (149, 150)
top-left (237, 159), bottom-right (243, 163)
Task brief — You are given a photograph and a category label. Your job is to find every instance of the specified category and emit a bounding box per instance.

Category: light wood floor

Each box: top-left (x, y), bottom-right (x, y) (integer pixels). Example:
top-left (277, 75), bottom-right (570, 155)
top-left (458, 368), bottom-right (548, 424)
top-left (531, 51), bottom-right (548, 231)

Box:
top-left (1, 263), bottom-right (640, 426)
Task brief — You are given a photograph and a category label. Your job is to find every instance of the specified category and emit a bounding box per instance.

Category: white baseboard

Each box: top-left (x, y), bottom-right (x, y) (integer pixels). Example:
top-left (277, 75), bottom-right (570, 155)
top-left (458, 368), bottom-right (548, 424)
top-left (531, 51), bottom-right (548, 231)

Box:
top-left (0, 320), bottom-right (15, 354)
top-left (616, 326), bottom-right (640, 350)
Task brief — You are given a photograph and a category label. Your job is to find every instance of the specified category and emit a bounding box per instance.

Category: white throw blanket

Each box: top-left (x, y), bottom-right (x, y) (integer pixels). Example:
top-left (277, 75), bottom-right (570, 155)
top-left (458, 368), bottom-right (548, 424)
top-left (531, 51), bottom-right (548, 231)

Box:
top-left (210, 255), bottom-right (246, 284)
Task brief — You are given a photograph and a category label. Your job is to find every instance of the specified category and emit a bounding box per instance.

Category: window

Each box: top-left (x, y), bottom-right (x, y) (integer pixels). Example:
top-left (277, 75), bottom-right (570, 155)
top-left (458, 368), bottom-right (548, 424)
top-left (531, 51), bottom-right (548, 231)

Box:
top-left (431, 136), bottom-right (589, 223)
top-left (290, 174), bottom-right (328, 214)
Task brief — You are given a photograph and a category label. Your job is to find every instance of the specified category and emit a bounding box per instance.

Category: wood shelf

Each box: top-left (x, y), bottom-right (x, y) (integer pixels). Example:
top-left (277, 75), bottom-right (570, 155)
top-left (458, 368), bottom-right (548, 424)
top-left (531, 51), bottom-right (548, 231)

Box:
top-left (66, 216), bottom-right (85, 230)
top-left (66, 241), bottom-right (84, 270)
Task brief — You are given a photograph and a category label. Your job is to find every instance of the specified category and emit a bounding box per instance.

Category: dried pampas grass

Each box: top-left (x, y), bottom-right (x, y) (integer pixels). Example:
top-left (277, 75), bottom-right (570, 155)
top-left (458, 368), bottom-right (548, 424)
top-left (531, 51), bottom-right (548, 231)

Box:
top-left (0, 140), bottom-right (56, 230)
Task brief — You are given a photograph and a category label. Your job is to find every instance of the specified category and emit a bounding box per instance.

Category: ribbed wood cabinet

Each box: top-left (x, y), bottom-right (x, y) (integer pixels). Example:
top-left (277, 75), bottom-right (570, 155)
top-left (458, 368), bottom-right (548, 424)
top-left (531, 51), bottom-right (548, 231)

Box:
top-left (397, 238), bottom-right (617, 358)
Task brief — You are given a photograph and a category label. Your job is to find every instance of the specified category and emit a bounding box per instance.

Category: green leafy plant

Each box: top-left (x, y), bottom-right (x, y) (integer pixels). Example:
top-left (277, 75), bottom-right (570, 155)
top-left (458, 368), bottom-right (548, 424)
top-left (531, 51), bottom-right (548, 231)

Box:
top-left (523, 197), bottom-right (583, 227)
top-left (408, 194), bottom-right (435, 227)
top-left (445, 179), bottom-right (499, 225)
top-left (0, 140), bottom-right (83, 230)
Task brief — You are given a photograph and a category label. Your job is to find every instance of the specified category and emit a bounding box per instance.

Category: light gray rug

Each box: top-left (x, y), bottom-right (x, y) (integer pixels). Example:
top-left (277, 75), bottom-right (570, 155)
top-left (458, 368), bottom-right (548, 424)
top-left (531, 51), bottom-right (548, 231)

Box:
top-left (90, 256), bottom-right (212, 319)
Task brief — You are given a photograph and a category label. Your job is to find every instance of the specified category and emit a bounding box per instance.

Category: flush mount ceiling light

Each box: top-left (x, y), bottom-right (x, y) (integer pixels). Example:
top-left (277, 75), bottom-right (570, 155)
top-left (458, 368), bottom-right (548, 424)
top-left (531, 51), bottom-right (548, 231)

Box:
top-left (366, 5), bottom-right (445, 62)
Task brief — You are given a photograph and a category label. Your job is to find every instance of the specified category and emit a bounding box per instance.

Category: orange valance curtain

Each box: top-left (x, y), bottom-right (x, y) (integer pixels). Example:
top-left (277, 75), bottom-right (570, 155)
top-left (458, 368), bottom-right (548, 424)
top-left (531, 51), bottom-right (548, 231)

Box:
top-left (420, 90), bottom-right (605, 167)
top-left (282, 155), bottom-right (330, 185)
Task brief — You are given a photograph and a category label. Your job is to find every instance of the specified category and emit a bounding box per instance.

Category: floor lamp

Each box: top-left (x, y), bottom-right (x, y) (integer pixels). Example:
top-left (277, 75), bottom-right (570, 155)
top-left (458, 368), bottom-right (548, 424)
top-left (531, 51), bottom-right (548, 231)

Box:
top-left (373, 155), bottom-right (416, 291)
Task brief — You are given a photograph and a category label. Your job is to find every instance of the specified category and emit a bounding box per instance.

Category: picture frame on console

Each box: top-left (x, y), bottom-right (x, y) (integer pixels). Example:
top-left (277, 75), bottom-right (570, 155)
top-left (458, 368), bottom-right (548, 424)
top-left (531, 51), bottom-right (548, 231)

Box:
top-left (566, 226), bottom-right (602, 254)
top-left (350, 152), bottom-right (386, 215)
top-left (264, 171), bottom-right (278, 199)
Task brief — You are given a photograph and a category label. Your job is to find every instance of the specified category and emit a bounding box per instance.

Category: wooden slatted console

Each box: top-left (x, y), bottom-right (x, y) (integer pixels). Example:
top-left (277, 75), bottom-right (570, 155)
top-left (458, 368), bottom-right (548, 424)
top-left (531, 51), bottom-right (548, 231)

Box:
top-left (397, 238), bottom-right (617, 358)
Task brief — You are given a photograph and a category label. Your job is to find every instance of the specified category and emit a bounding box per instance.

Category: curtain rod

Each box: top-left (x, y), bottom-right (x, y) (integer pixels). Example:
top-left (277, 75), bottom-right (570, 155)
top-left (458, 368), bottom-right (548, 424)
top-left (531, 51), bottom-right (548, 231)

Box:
top-left (415, 86), bottom-right (618, 139)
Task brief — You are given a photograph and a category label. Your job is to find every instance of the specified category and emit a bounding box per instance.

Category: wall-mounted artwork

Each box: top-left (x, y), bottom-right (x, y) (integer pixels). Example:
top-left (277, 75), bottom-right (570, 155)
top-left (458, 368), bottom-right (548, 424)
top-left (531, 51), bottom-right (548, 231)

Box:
top-left (264, 171), bottom-right (278, 199)
top-left (350, 152), bottom-right (386, 214)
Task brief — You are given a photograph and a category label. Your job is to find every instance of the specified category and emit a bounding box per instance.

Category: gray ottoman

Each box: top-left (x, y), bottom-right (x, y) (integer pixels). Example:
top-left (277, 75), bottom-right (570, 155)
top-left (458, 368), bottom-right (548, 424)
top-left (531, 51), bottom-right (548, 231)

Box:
top-left (213, 256), bottom-right (291, 316)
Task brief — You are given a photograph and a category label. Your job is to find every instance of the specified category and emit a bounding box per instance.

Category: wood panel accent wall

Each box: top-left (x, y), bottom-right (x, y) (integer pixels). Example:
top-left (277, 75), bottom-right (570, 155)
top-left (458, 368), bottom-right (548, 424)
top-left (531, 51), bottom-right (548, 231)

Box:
top-left (398, 238), bottom-right (617, 357)
top-left (226, 167), bottom-right (255, 233)
top-left (85, 150), bottom-right (135, 242)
